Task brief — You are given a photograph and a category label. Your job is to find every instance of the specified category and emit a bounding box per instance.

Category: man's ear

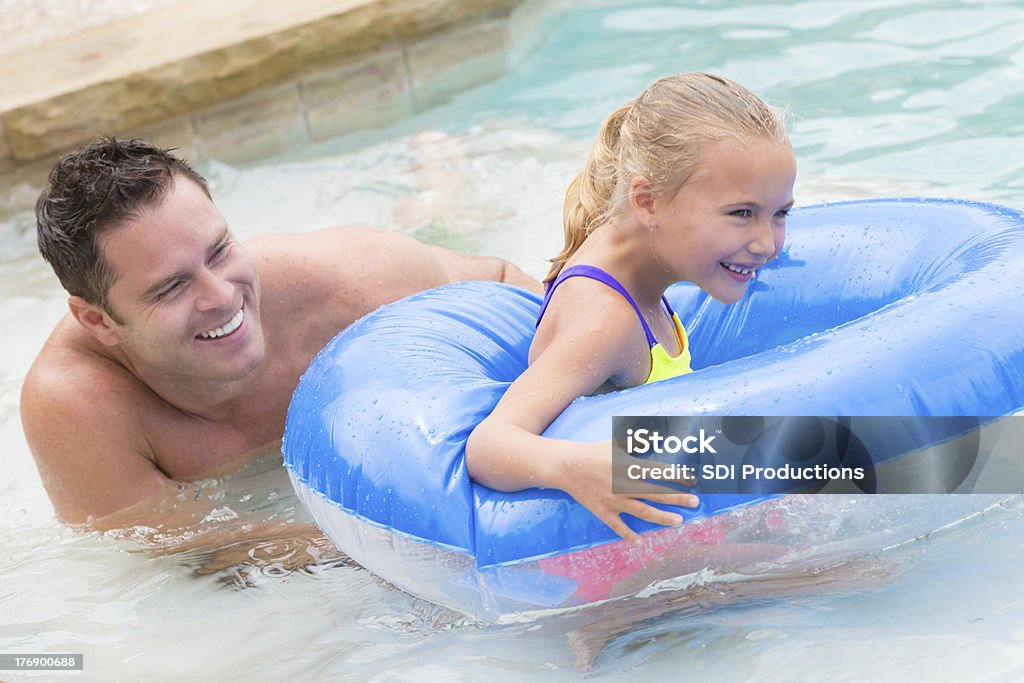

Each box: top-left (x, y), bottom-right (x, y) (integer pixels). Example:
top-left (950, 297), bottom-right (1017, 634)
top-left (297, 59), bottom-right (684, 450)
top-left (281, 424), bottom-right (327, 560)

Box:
top-left (68, 296), bottom-right (121, 346)
top-left (627, 176), bottom-right (657, 226)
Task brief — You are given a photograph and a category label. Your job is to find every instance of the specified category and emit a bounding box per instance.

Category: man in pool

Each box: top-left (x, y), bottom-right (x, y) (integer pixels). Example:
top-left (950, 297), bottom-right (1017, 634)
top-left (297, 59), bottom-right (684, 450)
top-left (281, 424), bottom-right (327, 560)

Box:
top-left (21, 137), bottom-right (540, 536)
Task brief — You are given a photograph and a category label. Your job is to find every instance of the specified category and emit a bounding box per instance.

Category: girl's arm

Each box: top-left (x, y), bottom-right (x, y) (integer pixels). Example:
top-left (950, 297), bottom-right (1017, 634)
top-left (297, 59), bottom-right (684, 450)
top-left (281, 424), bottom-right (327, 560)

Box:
top-left (465, 301), bottom-right (698, 543)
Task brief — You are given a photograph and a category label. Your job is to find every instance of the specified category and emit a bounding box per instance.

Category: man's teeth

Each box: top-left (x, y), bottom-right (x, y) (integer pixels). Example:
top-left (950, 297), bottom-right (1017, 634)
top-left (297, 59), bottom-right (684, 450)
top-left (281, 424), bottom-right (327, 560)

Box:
top-left (199, 309), bottom-right (243, 340)
top-left (723, 263), bottom-right (754, 276)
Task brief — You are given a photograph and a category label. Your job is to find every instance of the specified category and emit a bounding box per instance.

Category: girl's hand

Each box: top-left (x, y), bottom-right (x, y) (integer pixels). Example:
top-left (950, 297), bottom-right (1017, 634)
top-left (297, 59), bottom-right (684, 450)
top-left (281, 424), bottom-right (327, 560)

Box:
top-left (552, 441), bottom-right (699, 544)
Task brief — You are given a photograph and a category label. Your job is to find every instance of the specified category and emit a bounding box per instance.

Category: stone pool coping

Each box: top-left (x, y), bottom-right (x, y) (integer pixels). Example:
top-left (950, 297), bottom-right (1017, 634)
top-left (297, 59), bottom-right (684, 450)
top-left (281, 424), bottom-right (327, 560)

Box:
top-left (0, 0), bottom-right (559, 213)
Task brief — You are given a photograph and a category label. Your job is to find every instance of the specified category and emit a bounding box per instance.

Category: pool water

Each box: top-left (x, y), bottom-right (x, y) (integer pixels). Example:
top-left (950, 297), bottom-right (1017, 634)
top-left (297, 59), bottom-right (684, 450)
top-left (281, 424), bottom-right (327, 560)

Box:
top-left (4, 0), bottom-right (1024, 679)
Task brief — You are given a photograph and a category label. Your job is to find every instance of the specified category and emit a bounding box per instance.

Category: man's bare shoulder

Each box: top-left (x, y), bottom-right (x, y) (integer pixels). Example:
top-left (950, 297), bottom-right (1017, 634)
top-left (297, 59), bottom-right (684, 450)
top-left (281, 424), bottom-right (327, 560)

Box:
top-left (21, 320), bottom-right (170, 523)
top-left (21, 319), bottom-right (158, 467)
top-left (23, 319), bottom-right (148, 418)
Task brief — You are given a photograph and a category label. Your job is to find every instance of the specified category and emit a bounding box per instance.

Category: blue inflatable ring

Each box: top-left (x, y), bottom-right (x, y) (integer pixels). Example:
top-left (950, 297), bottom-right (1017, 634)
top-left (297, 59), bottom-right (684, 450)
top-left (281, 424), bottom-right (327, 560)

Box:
top-left (284, 198), bottom-right (1024, 621)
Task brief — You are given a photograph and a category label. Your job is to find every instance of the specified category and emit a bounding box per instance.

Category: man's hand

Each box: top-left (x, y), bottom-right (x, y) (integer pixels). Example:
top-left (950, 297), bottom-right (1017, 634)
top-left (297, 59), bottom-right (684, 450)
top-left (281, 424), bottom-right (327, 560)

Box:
top-left (185, 521), bottom-right (350, 582)
top-left (83, 472), bottom-right (348, 580)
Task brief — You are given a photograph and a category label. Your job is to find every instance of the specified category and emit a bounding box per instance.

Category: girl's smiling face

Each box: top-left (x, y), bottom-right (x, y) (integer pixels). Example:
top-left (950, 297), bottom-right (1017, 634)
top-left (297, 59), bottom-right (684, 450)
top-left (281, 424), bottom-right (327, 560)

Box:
top-left (647, 138), bottom-right (797, 303)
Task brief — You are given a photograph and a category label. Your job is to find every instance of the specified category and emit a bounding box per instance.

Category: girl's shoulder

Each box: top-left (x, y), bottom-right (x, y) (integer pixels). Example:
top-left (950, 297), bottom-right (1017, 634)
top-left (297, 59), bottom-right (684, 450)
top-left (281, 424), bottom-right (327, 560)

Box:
top-left (531, 276), bottom-right (653, 387)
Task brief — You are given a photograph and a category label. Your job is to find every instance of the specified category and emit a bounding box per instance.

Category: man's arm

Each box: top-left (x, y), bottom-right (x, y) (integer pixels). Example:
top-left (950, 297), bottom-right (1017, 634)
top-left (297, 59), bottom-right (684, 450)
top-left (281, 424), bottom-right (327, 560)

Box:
top-left (424, 243), bottom-right (543, 293)
top-left (22, 361), bottom-right (332, 573)
top-left (259, 227), bottom-right (542, 302)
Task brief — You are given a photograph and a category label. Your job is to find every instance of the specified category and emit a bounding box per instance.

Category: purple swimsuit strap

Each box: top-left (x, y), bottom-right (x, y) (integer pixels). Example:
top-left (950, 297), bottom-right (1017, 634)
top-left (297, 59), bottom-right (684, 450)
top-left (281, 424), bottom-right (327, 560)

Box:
top-left (538, 265), bottom-right (672, 349)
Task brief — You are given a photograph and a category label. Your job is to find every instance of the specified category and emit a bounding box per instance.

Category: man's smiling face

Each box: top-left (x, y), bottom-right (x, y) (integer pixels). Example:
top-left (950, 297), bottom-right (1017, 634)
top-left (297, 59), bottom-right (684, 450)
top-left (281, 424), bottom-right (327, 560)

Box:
top-left (97, 175), bottom-right (266, 385)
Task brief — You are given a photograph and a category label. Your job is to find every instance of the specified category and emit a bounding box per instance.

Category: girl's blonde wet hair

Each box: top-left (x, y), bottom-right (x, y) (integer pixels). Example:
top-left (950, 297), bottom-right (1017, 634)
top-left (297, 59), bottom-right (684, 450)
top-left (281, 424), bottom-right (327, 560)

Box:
top-left (547, 72), bottom-right (789, 283)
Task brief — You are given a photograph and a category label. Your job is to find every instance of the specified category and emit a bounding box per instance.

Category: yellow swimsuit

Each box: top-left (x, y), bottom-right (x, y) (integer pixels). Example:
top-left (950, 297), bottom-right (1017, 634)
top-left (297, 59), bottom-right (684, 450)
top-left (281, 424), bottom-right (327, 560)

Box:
top-left (537, 265), bottom-right (693, 384)
top-left (646, 312), bottom-right (692, 383)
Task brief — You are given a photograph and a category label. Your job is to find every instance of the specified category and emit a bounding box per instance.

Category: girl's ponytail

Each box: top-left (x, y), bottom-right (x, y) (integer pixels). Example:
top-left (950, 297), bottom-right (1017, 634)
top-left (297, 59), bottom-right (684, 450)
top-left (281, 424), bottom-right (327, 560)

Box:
top-left (545, 103), bottom-right (632, 283)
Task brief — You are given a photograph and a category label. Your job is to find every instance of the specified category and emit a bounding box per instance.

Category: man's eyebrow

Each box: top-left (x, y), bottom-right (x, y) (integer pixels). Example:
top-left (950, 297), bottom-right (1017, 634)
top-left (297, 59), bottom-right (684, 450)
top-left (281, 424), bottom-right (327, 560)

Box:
top-left (141, 225), bottom-right (231, 301)
top-left (142, 271), bottom-right (185, 302)
top-left (210, 226), bottom-right (231, 250)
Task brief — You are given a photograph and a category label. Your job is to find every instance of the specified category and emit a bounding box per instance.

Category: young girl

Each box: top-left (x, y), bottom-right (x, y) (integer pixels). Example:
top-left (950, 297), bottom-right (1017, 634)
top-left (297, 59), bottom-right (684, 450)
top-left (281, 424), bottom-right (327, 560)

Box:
top-left (466, 72), bottom-right (797, 543)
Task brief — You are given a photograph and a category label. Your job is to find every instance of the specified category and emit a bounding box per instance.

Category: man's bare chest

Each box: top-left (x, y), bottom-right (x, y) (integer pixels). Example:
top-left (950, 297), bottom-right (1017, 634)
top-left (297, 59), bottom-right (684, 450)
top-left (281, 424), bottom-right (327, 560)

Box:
top-left (142, 355), bottom-right (303, 481)
top-left (144, 400), bottom-right (286, 481)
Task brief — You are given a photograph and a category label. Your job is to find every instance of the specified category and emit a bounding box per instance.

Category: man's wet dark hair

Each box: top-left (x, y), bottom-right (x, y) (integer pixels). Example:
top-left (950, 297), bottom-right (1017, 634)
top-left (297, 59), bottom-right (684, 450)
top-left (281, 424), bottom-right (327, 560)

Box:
top-left (35, 137), bottom-right (211, 317)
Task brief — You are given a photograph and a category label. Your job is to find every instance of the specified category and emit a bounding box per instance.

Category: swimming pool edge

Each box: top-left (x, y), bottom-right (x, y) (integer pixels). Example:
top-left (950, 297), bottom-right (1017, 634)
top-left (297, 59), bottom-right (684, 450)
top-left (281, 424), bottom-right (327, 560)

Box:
top-left (0, 0), bottom-right (566, 215)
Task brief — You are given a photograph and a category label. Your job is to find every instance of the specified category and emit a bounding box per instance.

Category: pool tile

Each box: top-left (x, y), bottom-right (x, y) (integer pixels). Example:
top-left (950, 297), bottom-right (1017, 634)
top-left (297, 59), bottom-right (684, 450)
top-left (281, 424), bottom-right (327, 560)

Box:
top-left (123, 115), bottom-right (202, 165)
top-left (406, 18), bottom-right (510, 112)
top-left (302, 50), bottom-right (415, 141)
top-left (193, 82), bottom-right (308, 165)
top-left (0, 120), bottom-right (12, 173)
